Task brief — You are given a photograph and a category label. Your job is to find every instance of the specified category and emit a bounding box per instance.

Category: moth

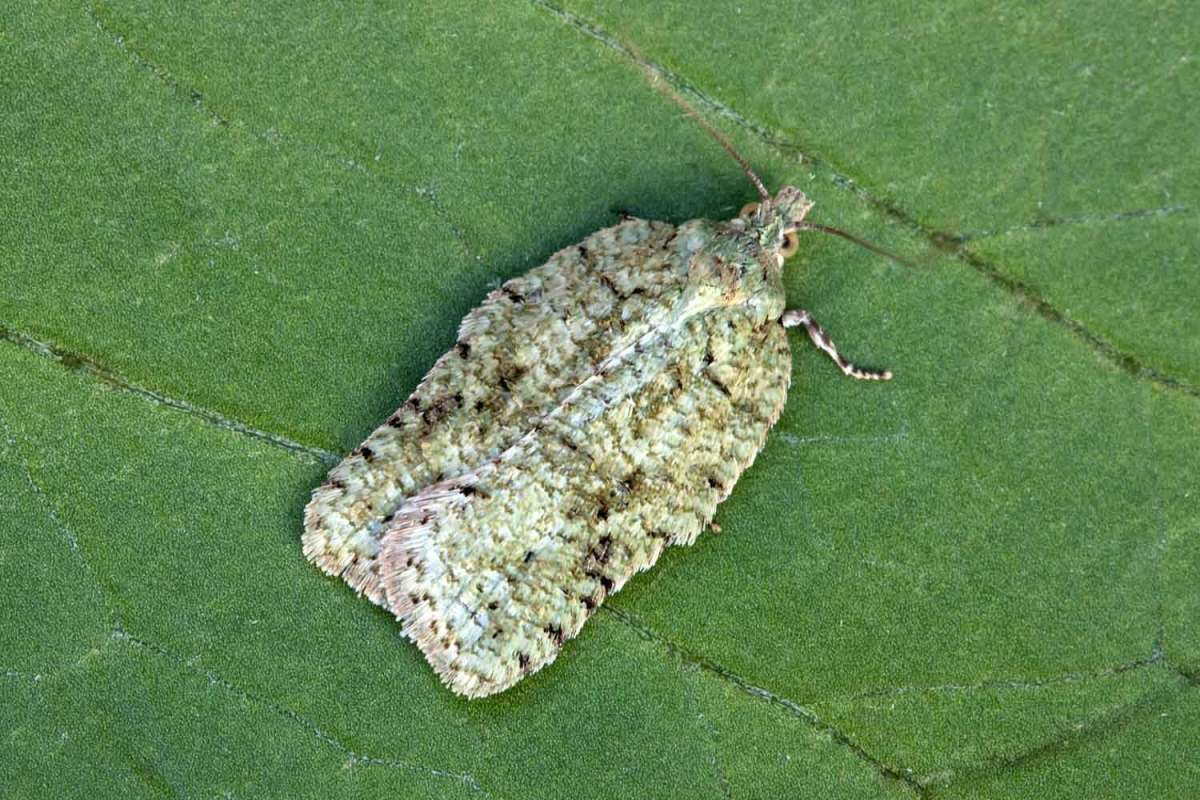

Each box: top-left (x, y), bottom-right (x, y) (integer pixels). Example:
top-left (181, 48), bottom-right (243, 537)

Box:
top-left (303, 93), bottom-right (893, 699)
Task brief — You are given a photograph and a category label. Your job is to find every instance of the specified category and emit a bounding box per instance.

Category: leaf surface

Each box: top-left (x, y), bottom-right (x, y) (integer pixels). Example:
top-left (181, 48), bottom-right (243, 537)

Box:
top-left (2, 2), bottom-right (1197, 797)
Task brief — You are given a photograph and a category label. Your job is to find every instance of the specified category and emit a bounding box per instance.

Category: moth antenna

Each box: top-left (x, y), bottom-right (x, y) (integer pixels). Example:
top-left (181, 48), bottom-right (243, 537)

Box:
top-left (795, 222), bottom-right (914, 268)
top-left (626, 45), bottom-right (770, 202)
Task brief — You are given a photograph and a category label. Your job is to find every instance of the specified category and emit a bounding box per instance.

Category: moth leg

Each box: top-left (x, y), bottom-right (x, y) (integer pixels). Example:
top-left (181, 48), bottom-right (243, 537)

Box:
top-left (782, 309), bottom-right (892, 381)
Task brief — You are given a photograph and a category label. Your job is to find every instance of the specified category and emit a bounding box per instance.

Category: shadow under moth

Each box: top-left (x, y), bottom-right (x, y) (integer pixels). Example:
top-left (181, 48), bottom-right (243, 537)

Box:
top-left (303, 84), bottom-right (893, 699)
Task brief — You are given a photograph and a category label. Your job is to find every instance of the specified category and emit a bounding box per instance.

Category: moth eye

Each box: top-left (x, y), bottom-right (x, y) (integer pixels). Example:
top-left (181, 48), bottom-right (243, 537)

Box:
top-left (781, 231), bottom-right (799, 258)
top-left (739, 202), bottom-right (759, 218)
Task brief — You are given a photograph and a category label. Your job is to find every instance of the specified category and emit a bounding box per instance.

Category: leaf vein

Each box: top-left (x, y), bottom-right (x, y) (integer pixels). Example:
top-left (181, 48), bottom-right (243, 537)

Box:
top-left (602, 605), bottom-right (926, 797)
top-left (0, 321), bottom-right (339, 465)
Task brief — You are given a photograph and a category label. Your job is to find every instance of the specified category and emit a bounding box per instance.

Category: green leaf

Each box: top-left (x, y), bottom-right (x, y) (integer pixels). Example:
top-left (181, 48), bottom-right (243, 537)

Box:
top-left (2, 2), bottom-right (1196, 797)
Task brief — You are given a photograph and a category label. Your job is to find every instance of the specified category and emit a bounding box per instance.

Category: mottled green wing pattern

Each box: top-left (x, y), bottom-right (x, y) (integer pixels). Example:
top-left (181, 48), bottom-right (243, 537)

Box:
top-left (380, 308), bottom-right (793, 698)
top-left (303, 218), bottom-right (695, 605)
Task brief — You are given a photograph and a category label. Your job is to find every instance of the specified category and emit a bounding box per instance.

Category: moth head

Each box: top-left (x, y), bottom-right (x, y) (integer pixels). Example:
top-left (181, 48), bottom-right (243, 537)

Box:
top-left (738, 186), bottom-right (813, 262)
